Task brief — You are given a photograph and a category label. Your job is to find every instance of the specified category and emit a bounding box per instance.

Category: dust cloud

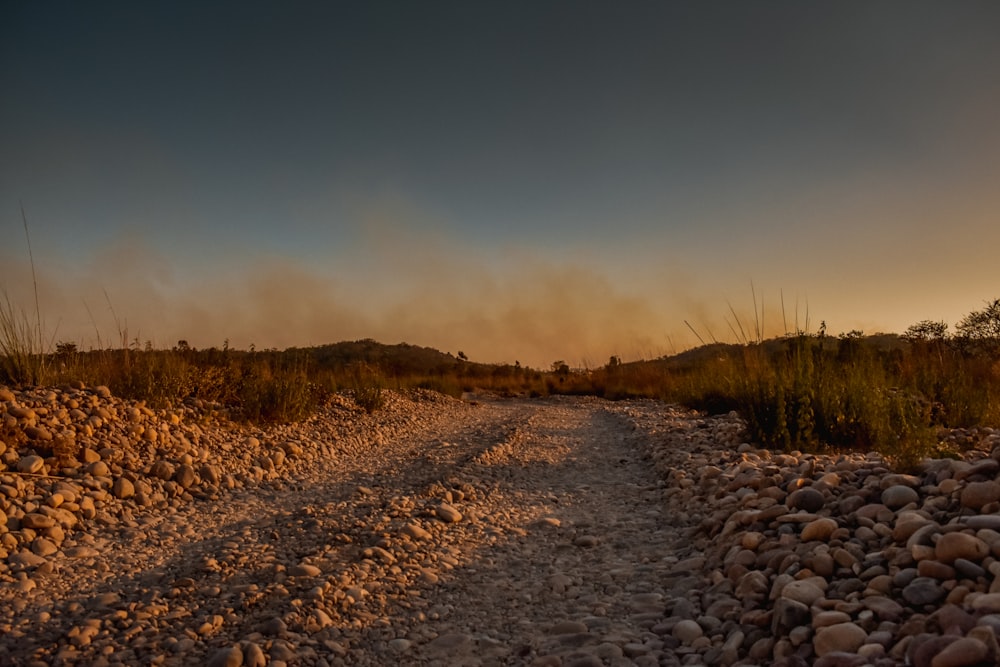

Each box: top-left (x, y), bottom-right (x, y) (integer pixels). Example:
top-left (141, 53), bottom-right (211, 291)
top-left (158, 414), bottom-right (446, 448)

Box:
top-left (4, 215), bottom-right (979, 367)
top-left (0, 233), bottom-right (703, 368)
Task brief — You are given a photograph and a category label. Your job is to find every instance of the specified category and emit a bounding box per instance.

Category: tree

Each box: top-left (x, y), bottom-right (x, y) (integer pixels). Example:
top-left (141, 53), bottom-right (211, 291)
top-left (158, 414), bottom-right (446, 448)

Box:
top-left (956, 299), bottom-right (1000, 353)
top-left (457, 351), bottom-right (468, 361)
top-left (904, 320), bottom-right (948, 342)
top-left (55, 341), bottom-right (78, 356)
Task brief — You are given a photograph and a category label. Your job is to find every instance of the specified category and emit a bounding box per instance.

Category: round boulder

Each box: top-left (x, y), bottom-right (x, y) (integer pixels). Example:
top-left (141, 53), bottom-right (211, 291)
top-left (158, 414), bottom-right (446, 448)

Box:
top-left (789, 487), bottom-right (826, 513)
top-left (882, 485), bottom-right (919, 509)
top-left (112, 477), bottom-right (135, 499)
top-left (801, 517), bottom-right (839, 541)
top-left (814, 622), bottom-right (867, 657)
top-left (960, 481), bottom-right (1000, 510)
top-left (935, 532), bottom-right (989, 564)
top-left (16, 455), bottom-right (45, 474)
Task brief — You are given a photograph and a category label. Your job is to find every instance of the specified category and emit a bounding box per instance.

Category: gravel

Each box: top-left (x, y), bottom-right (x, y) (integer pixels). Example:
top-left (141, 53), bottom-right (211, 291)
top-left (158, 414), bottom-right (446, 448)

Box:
top-left (2, 384), bottom-right (1000, 666)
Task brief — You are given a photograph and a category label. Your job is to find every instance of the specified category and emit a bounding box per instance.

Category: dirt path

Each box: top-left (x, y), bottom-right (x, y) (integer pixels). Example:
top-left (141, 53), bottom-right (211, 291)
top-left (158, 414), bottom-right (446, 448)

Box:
top-left (1, 395), bottom-right (712, 667)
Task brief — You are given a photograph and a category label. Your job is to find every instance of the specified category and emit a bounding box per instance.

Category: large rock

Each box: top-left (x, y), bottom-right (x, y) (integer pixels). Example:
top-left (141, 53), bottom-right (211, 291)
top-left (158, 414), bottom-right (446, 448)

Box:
top-left (814, 622), bottom-right (867, 657)
top-left (149, 460), bottom-right (175, 480)
top-left (435, 502), bottom-right (462, 523)
top-left (935, 533), bottom-right (989, 564)
top-left (788, 487), bottom-right (825, 512)
top-left (174, 464), bottom-right (196, 488)
top-left (112, 477), bottom-right (135, 499)
top-left (672, 619), bottom-right (703, 644)
top-left (781, 579), bottom-right (826, 606)
top-left (15, 455), bottom-right (44, 474)
top-left (801, 517), bottom-right (838, 541)
top-left (929, 637), bottom-right (989, 667)
top-left (207, 645), bottom-right (243, 667)
top-left (21, 513), bottom-right (56, 530)
top-left (882, 485), bottom-right (919, 509)
top-left (959, 481), bottom-right (1000, 510)
top-left (903, 577), bottom-right (947, 606)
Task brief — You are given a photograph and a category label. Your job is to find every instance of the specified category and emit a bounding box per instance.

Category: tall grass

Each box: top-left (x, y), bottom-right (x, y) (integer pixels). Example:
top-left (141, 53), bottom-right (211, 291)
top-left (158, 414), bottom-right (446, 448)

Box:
top-left (0, 290), bottom-right (47, 385)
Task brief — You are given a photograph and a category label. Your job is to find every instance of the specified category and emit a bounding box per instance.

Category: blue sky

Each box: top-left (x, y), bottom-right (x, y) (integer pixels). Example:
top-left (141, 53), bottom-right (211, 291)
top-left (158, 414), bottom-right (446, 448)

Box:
top-left (2, 1), bottom-right (999, 366)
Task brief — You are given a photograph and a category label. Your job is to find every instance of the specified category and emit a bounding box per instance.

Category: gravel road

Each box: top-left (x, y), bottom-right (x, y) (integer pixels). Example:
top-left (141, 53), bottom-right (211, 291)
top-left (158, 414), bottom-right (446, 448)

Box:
top-left (5, 387), bottom-right (1000, 667)
top-left (1, 391), bottom-right (722, 666)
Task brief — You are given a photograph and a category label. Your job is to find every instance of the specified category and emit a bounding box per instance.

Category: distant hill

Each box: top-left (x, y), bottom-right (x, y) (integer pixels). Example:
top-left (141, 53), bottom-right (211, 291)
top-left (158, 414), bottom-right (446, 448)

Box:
top-left (291, 339), bottom-right (471, 375)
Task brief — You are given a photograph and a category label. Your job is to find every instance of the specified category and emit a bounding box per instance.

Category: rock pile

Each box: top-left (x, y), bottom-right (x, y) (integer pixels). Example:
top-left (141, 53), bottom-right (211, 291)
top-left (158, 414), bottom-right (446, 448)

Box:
top-left (633, 406), bottom-right (1000, 667)
top-left (0, 384), bottom-right (455, 585)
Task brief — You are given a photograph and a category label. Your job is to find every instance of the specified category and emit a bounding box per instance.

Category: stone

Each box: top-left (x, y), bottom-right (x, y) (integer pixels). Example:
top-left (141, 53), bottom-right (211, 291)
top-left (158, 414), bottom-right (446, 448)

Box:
top-left (773, 597), bottom-right (811, 633)
top-left (953, 558), bottom-right (986, 579)
top-left (931, 605), bottom-right (976, 635)
top-left (935, 533), bottom-right (989, 563)
top-left (801, 517), bottom-right (839, 541)
top-left (388, 638), bottom-right (412, 653)
top-left (814, 653), bottom-right (870, 667)
top-left (788, 487), bottom-right (825, 512)
top-left (402, 522), bottom-right (431, 540)
top-left (207, 645), bottom-right (243, 667)
top-left (240, 642), bottom-right (266, 667)
top-left (969, 593), bottom-right (1000, 613)
top-left (960, 515), bottom-right (1000, 531)
top-left (87, 461), bottom-right (110, 477)
top-left (200, 463), bottom-right (221, 485)
top-left (929, 637), bottom-right (989, 667)
top-left (24, 425), bottom-right (52, 441)
top-left (112, 477), bottom-right (135, 499)
top-left (9, 550), bottom-right (48, 570)
top-left (903, 578), bottom-right (947, 606)
top-left (175, 464), bottom-right (196, 488)
top-left (813, 611), bottom-right (852, 628)
top-left (31, 537), bottom-right (58, 556)
top-left (80, 448), bottom-right (100, 464)
top-left (960, 481), bottom-right (1000, 510)
top-left (550, 620), bottom-right (589, 634)
top-left (288, 563), bottom-right (321, 577)
top-left (21, 513), bottom-right (56, 529)
top-left (64, 546), bottom-right (100, 558)
top-left (150, 460), bottom-right (175, 480)
top-left (436, 502), bottom-right (462, 523)
top-left (814, 623), bottom-right (867, 657)
top-left (918, 559), bottom-right (956, 580)
top-left (882, 485), bottom-right (919, 509)
top-left (781, 580), bottom-right (825, 606)
top-left (426, 633), bottom-right (472, 653)
top-left (15, 455), bottom-right (44, 474)
top-left (736, 570), bottom-right (770, 604)
top-left (672, 619), bottom-right (703, 643)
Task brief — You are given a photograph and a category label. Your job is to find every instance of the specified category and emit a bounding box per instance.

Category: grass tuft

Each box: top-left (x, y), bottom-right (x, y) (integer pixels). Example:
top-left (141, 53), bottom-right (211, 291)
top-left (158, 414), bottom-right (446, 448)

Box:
top-left (0, 290), bottom-right (47, 385)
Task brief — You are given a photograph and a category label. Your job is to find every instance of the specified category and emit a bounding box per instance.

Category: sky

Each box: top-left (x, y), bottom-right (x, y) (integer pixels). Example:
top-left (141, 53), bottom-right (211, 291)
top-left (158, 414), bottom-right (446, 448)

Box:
top-left (2, 1), bottom-right (999, 367)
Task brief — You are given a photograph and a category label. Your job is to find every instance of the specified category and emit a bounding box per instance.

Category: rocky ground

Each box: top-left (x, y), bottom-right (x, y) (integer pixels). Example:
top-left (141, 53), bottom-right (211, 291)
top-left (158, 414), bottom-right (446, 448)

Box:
top-left (2, 384), bottom-right (1000, 666)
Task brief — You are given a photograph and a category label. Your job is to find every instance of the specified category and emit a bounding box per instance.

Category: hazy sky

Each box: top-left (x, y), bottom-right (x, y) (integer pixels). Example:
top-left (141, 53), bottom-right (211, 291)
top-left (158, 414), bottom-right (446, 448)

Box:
top-left (2, 1), bottom-right (999, 367)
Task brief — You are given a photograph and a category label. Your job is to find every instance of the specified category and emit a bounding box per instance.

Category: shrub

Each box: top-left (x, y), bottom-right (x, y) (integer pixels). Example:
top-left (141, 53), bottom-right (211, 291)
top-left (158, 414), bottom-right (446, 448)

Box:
top-left (350, 362), bottom-right (385, 414)
top-left (238, 358), bottom-right (316, 423)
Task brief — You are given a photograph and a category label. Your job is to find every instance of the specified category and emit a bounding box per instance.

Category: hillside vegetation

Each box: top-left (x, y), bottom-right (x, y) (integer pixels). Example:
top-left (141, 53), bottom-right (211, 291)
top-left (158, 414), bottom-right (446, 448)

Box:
top-left (3, 295), bottom-right (1000, 464)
